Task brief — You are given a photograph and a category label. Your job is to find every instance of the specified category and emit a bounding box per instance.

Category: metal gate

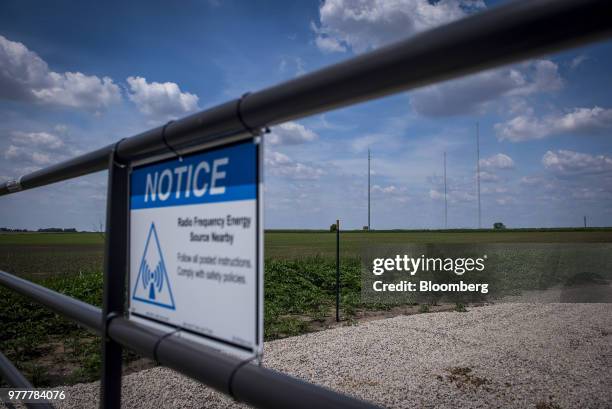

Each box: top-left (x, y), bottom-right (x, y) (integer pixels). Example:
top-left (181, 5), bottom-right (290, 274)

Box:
top-left (1, 0), bottom-right (611, 408)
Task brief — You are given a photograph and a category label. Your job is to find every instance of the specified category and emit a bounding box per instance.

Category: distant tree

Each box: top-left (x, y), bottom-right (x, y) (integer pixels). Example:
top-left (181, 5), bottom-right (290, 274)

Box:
top-left (330, 223), bottom-right (337, 233)
top-left (363, 225), bottom-right (369, 231)
top-left (493, 222), bottom-right (506, 230)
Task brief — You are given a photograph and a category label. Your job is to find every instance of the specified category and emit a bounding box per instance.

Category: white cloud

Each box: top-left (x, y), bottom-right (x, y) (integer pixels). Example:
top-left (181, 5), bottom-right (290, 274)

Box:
top-left (313, 0), bottom-right (484, 54)
top-left (126, 76), bottom-right (199, 119)
top-left (495, 196), bottom-right (516, 206)
top-left (279, 57), bottom-right (306, 76)
top-left (267, 122), bottom-right (318, 145)
top-left (451, 190), bottom-right (476, 202)
top-left (4, 145), bottom-right (53, 166)
top-left (1, 130), bottom-right (74, 172)
top-left (373, 184), bottom-right (410, 203)
top-left (350, 131), bottom-right (407, 153)
top-left (372, 184), bottom-right (397, 194)
top-left (10, 131), bottom-right (64, 150)
top-left (479, 153), bottom-right (514, 170)
top-left (32, 72), bottom-right (120, 109)
top-left (0, 35), bottom-right (121, 110)
top-left (265, 150), bottom-right (324, 180)
top-left (482, 186), bottom-right (508, 194)
top-left (496, 106), bottom-right (612, 142)
top-left (54, 124), bottom-right (68, 134)
top-left (351, 134), bottom-right (381, 153)
top-left (0, 35), bottom-right (49, 100)
top-left (570, 54), bottom-right (588, 70)
top-left (542, 150), bottom-right (612, 175)
top-left (429, 188), bottom-right (474, 203)
top-left (570, 187), bottom-right (602, 200)
top-left (479, 171), bottom-right (500, 182)
top-left (520, 175), bottom-right (544, 186)
top-left (315, 36), bottom-right (346, 53)
top-left (429, 189), bottom-right (443, 200)
top-left (517, 60), bottom-right (563, 94)
top-left (410, 60), bottom-right (562, 117)
top-left (468, 154), bottom-right (514, 186)
top-left (265, 150), bottom-right (291, 166)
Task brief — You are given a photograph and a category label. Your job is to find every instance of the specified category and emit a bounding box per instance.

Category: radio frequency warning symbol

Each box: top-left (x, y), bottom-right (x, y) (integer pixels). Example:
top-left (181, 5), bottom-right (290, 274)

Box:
top-left (132, 223), bottom-right (176, 309)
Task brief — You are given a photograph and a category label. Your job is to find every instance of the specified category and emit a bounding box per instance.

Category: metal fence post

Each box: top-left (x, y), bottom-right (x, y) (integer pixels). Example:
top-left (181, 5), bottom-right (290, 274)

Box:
top-left (100, 149), bottom-right (128, 409)
top-left (336, 219), bottom-right (340, 322)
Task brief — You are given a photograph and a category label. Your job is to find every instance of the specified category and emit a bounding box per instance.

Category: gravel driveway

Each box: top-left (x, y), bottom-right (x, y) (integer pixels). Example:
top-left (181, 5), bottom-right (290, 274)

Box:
top-left (57, 303), bottom-right (612, 409)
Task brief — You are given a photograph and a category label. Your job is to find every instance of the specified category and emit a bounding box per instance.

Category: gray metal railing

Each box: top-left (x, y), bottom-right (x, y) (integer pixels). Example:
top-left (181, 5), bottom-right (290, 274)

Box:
top-left (1, 0), bottom-right (611, 408)
top-left (0, 271), bottom-right (375, 409)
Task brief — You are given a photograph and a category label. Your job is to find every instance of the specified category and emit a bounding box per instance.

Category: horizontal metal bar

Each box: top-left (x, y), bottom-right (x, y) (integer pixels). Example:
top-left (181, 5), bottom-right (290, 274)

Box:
top-left (1, 144), bottom-right (114, 194)
top-left (0, 352), bottom-right (55, 409)
top-left (241, 0), bottom-right (612, 127)
top-left (0, 292), bottom-right (55, 409)
top-left (0, 351), bottom-right (33, 389)
top-left (0, 271), bottom-right (102, 335)
top-left (1, 0), bottom-right (611, 196)
top-left (108, 317), bottom-right (380, 409)
top-left (0, 270), bottom-right (381, 409)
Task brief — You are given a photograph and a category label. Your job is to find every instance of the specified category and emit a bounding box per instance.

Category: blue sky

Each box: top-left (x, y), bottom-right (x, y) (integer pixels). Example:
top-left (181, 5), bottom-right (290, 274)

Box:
top-left (1, 0), bottom-right (611, 230)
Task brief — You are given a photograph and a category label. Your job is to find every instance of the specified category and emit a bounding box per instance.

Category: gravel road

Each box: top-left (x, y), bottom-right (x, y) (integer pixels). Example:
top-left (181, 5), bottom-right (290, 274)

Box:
top-left (56, 303), bottom-right (612, 409)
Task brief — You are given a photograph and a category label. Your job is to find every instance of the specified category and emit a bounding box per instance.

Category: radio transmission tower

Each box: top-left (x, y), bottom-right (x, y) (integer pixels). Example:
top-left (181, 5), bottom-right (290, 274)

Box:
top-left (444, 151), bottom-right (448, 229)
top-left (476, 122), bottom-right (482, 229)
top-left (368, 149), bottom-right (371, 231)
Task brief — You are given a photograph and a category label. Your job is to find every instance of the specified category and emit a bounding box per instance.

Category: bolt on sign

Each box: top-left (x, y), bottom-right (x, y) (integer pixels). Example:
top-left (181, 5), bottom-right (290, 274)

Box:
top-left (128, 137), bottom-right (263, 358)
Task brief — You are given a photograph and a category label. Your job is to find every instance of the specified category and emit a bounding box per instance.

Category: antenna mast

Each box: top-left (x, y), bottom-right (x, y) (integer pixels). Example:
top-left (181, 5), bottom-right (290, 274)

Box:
top-left (368, 149), bottom-right (371, 231)
top-left (444, 151), bottom-right (448, 229)
top-left (476, 122), bottom-right (482, 229)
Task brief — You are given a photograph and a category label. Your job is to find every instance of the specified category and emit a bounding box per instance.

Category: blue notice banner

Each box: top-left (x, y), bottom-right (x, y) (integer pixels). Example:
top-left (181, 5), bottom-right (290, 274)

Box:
top-left (130, 141), bottom-right (257, 210)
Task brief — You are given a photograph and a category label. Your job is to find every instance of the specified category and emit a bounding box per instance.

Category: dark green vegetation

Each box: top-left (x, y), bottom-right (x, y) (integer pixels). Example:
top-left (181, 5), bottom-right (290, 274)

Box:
top-left (265, 257), bottom-right (362, 338)
top-left (1, 229), bottom-right (611, 386)
top-left (0, 270), bottom-right (151, 386)
top-left (0, 254), bottom-right (366, 386)
top-left (1, 272), bottom-right (104, 385)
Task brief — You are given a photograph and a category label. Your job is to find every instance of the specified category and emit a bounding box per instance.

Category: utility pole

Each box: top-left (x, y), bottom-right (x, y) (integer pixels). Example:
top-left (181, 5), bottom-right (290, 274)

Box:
top-left (368, 149), bottom-right (371, 231)
top-left (476, 122), bottom-right (482, 229)
top-left (444, 152), bottom-right (448, 229)
top-left (584, 215), bottom-right (587, 228)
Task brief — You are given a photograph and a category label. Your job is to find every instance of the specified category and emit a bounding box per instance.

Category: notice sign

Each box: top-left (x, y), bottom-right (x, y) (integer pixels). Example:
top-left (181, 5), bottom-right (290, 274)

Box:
top-left (128, 139), bottom-right (262, 357)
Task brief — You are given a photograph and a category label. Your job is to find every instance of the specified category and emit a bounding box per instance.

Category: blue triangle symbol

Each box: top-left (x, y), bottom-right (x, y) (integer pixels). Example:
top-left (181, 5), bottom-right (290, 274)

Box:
top-left (132, 223), bottom-right (176, 310)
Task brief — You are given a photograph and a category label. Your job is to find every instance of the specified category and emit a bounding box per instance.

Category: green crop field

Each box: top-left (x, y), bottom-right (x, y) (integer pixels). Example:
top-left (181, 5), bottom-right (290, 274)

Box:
top-left (0, 232), bottom-right (103, 246)
top-left (0, 229), bottom-right (611, 386)
top-left (264, 229), bottom-right (612, 258)
top-left (1, 229), bottom-right (611, 270)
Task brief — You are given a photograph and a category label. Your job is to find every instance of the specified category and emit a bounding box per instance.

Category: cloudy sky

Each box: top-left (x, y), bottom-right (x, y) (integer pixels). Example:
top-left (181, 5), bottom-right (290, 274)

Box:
top-left (1, 0), bottom-right (611, 230)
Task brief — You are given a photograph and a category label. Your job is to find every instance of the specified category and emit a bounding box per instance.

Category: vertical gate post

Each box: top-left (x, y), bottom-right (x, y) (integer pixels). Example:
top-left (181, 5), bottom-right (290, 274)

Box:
top-left (101, 149), bottom-right (128, 409)
top-left (336, 219), bottom-right (340, 322)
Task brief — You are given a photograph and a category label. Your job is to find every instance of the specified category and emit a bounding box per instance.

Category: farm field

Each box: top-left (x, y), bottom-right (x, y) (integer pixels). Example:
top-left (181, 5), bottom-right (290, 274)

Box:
top-left (0, 229), bottom-right (611, 387)
top-left (264, 229), bottom-right (612, 258)
top-left (2, 228), bottom-right (612, 272)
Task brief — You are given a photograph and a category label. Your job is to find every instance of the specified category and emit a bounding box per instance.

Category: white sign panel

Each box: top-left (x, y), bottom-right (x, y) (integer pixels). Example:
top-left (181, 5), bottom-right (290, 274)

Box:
top-left (128, 139), bottom-right (262, 357)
